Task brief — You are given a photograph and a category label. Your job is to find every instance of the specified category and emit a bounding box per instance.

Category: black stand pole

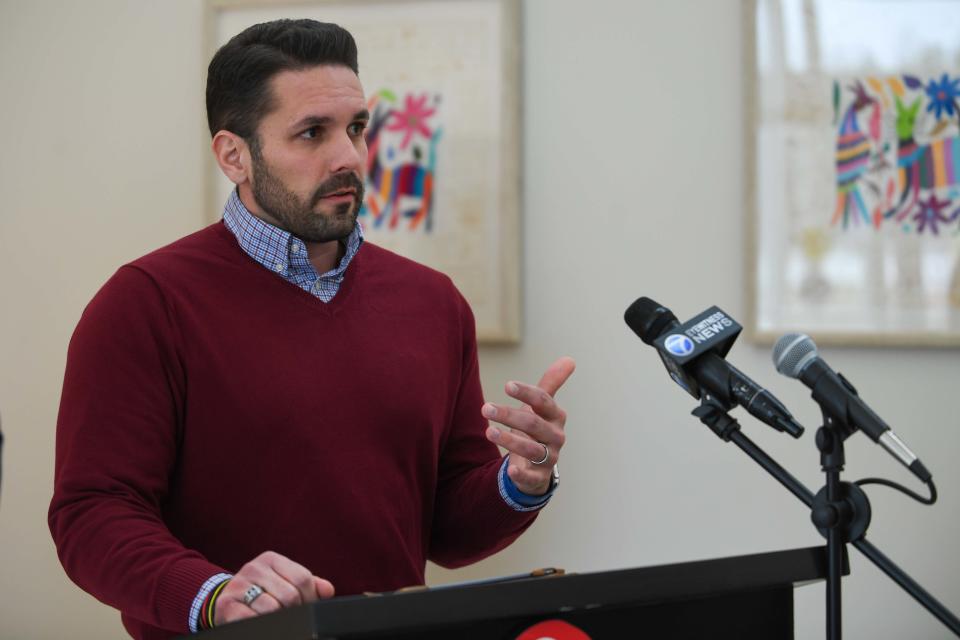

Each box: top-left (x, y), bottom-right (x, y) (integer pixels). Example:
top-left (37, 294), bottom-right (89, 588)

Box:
top-left (809, 424), bottom-right (872, 640)
top-left (691, 399), bottom-right (960, 638)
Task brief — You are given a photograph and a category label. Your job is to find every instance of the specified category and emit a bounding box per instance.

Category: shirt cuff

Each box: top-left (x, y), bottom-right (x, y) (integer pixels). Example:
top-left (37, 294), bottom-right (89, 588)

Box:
top-left (188, 572), bottom-right (233, 633)
top-left (497, 455), bottom-right (555, 512)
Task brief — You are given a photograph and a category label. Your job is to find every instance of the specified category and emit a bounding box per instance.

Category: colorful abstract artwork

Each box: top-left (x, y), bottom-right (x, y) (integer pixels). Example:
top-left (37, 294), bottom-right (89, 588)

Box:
top-left (832, 74), bottom-right (960, 234)
top-left (360, 89), bottom-right (443, 232)
top-left (748, 0), bottom-right (960, 345)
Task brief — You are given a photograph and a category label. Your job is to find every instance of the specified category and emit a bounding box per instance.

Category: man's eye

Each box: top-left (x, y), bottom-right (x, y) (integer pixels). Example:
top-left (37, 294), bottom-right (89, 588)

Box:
top-left (300, 127), bottom-right (319, 140)
top-left (349, 122), bottom-right (368, 136)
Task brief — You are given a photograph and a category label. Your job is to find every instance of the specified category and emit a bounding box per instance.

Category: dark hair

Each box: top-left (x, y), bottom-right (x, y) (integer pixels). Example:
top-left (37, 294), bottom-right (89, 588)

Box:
top-left (206, 19), bottom-right (359, 139)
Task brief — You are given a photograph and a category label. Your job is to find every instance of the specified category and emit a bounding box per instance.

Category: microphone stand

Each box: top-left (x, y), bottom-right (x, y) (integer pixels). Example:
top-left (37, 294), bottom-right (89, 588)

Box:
top-left (691, 398), bottom-right (960, 639)
top-left (808, 416), bottom-right (871, 640)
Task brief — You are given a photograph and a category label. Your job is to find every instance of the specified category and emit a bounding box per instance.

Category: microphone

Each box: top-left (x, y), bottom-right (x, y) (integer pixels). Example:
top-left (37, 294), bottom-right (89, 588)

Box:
top-left (772, 333), bottom-right (931, 483)
top-left (625, 297), bottom-right (804, 438)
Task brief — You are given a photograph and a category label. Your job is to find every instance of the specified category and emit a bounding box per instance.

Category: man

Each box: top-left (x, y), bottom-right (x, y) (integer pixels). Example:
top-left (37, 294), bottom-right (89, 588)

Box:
top-left (49, 19), bottom-right (573, 639)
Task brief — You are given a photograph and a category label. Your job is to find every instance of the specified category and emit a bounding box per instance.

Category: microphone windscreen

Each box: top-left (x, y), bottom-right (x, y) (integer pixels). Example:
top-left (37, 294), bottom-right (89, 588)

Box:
top-left (772, 333), bottom-right (818, 378)
top-left (624, 297), bottom-right (677, 345)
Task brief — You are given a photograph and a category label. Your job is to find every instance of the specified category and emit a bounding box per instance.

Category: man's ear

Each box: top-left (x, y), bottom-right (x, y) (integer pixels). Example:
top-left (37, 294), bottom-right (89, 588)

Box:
top-left (211, 131), bottom-right (250, 185)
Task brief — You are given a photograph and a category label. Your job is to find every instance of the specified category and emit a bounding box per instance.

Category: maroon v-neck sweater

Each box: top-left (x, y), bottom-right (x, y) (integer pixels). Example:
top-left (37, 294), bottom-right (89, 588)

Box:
top-left (49, 223), bottom-right (538, 639)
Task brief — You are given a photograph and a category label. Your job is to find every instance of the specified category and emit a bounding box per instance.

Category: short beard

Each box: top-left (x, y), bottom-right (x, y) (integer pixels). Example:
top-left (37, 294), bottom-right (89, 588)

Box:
top-left (248, 136), bottom-right (364, 243)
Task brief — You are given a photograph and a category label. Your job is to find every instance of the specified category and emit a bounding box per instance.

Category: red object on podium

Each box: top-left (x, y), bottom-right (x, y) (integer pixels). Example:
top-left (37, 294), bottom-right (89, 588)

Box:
top-left (515, 619), bottom-right (592, 640)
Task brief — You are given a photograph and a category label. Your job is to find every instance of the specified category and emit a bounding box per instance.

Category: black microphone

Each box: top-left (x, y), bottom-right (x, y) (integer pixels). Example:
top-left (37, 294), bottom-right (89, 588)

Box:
top-left (773, 333), bottom-right (931, 483)
top-left (625, 297), bottom-right (804, 438)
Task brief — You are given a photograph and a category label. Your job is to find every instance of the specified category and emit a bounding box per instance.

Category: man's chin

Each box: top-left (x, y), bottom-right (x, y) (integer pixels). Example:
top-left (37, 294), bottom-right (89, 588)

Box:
top-left (299, 216), bottom-right (357, 244)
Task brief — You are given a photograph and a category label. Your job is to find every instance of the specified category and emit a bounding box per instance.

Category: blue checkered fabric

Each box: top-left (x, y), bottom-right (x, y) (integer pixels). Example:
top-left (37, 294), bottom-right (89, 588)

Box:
top-left (222, 190), bottom-right (363, 302)
top-left (187, 572), bottom-right (232, 633)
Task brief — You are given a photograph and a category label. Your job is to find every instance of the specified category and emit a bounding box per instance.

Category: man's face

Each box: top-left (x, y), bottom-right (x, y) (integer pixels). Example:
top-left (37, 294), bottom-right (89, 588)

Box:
top-left (244, 65), bottom-right (369, 243)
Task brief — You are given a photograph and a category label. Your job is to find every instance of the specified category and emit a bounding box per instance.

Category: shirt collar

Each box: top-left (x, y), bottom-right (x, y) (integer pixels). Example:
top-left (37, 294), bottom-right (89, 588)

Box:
top-left (222, 189), bottom-right (364, 278)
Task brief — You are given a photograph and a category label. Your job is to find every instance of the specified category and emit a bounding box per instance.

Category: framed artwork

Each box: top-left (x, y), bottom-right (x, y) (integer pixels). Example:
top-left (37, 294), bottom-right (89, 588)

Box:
top-left (204, 0), bottom-right (521, 342)
top-left (745, 0), bottom-right (960, 346)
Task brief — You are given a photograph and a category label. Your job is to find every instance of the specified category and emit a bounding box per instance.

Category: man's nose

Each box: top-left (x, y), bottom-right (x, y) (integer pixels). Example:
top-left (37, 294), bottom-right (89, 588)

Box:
top-left (329, 132), bottom-right (365, 175)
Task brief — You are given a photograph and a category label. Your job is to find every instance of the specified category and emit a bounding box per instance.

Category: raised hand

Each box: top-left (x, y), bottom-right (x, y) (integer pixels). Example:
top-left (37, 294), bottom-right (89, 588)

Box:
top-left (483, 357), bottom-right (576, 495)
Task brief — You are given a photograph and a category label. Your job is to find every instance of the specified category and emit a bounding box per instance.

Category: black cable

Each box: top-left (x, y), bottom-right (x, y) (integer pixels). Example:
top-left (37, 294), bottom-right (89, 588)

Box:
top-left (855, 477), bottom-right (937, 505)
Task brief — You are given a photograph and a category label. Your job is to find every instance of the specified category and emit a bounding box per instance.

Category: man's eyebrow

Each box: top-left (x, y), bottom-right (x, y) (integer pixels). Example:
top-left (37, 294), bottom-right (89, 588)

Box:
top-left (290, 115), bottom-right (333, 130)
top-left (290, 110), bottom-right (370, 131)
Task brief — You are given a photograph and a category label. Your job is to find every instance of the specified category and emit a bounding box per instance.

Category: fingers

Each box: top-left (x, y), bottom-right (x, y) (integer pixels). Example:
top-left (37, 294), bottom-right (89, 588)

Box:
top-left (482, 357), bottom-right (574, 496)
top-left (534, 356), bottom-right (576, 397)
top-left (214, 551), bottom-right (334, 626)
top-left (215, 577), bottom-right (280, 626)
top-left (486, 425), bottom-right (557, 466)
top-left (505, 381), bottom-right (567, 422)
top-left (314, 576), bottom-right (335, 599)
top-left (240, 580), bottom-right (282, 616)
top-left (491, 356), bottom-right (576, 424)
top-left (243, 565), bottom-right (303, 609)
top-left (482, 402), bottom-right (561, 445)
top-left (266, 552), bottom-right (318, 603)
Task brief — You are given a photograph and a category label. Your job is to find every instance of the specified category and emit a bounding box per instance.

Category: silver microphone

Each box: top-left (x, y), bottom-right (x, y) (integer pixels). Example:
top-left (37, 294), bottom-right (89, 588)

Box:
top-left (773, 333), bottom-right (929, 482)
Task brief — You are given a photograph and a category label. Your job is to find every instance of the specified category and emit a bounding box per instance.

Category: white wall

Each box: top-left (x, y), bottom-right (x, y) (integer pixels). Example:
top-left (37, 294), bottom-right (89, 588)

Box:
top-left (0, 2), bottom-right (206, 637)
top-left (1, 1), bottom-right (957, 638)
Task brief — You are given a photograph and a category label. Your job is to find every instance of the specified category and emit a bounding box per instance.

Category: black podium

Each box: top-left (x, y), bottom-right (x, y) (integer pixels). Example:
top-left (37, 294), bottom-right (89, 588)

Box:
top-left (192, 546), bottom-right (838, 640)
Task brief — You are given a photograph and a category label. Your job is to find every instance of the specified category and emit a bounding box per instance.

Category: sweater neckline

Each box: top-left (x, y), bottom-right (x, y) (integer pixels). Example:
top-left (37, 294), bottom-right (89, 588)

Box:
top-left (212, 221), bottom-right (364, 315)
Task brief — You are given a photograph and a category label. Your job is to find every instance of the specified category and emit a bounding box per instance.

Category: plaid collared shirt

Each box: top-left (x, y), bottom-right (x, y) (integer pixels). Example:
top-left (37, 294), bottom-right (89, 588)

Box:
top-left (222, 189), bottom-right (364, 302)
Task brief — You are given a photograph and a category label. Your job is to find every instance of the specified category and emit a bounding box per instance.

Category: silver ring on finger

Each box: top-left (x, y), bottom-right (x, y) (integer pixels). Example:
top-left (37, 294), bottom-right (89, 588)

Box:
top-left (530, 442), bottom-right (549, 465)
top-left (242, 584), bottom-right (265, 607)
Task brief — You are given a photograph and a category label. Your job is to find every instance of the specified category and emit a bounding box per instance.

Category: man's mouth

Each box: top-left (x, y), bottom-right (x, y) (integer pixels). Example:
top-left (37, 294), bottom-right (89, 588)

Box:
top-left (312, 174), bottom-right (364, 207)
top-left (320, 188), bottom-right (357, 200)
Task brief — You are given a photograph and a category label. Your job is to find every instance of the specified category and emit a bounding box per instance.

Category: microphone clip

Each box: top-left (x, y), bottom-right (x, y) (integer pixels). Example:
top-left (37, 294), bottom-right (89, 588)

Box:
top-left (692, 397), bottom-right (742, 443)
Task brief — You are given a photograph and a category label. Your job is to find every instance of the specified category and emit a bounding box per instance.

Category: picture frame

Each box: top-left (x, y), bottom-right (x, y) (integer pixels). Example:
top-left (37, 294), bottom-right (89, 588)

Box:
top-left (744, 0), bottom-right (960, 346)
top-left (204, 0), bottom-right (522, 343)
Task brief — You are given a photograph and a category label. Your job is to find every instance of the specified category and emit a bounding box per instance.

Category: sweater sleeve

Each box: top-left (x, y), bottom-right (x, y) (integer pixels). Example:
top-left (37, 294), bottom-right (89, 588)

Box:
top-left (48, 266), bottom-right (225, 634)
top-left (427, 292), bottom-right (541, 568)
